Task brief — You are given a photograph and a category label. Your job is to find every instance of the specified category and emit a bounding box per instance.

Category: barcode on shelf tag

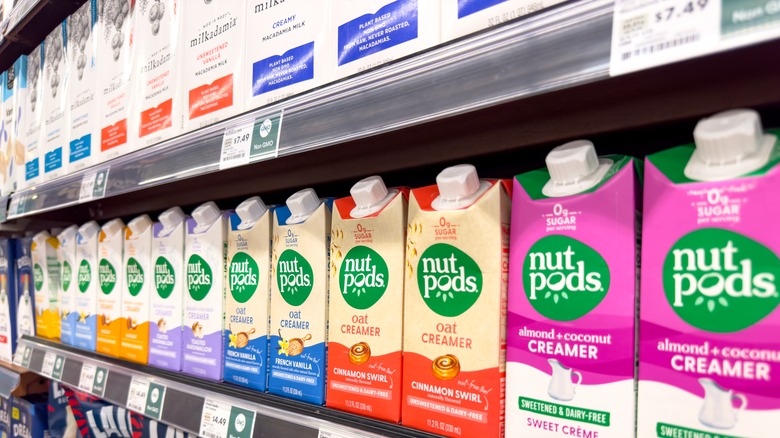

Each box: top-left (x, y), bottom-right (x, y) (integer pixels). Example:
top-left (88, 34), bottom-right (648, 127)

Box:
top-left (200, 398), bottom-right (255, 438)
top-left (79, 168), bottom-right (110, 203)
top-left (219, 123), bottom-right (254, 170)
top-left (79, 363), bottom-right (96, 393)
top-left (126, 377), bottom-right (150, 414)
top-left (317, 427), bottom-right (363, 438)
top-left (41, 352), bottom-right (56, 377)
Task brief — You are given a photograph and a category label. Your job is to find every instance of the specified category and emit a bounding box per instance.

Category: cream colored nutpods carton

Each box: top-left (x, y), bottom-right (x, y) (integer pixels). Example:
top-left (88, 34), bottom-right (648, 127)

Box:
top-left (225, 197), bottom-right (272, 391)
top-left (184, 202), bottom-right (230, 381)
top-left (42, 21), bottom-right (70, 181)
top-left (23, 47), bottom-right (44, 190)
top-left (270, 189), bottom-right (332, 405)
top-left (149, 207), bottom-right (186, 371)
top-left (32, 231), bottom-right (60, 340)
top-left (57, 225), bottom-right (79, 346)
top-left (441, 0), bottom-right (564, 42)
top-left (96, 218), bottom-right (125, 357)
top-left (326, 176), bottom-right (407, 422)
top-left (402, 164), bottom-right (510, 438)
top-left (75, 221), bottom-right (100, 351)
top-left (120, 214), bottom-right (152, 364)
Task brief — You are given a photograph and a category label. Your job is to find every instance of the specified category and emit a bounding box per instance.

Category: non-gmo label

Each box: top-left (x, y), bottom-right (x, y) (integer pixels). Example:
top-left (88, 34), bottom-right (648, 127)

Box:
top-left (337, 0), bottom-right (419, 66)
top-left (416, 243), bottom-right (482, 317)
top-left (229, 252), bottom-right (259, 303)
top-left (187, 254), bottom-right (213, 301)
top-left (277, 249), bottom-right (313, 306)
top-left (339, 246), bottom-right (388, 309)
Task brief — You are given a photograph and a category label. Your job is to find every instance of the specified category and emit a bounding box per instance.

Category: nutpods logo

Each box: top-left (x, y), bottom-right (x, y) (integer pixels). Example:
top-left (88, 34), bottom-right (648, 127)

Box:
top-left (664, 229), bottom-right (780, 332)
top-left (62, 261), bottom-right (72, 292)
top-left (277, 249), bottom-right (313, 306)
top-left (78, 260), bottom-right (91, 293)
top-left (99, 259), bottom-right (117, 294)
top-left (187, 254), bottom-right (212, 301)
top-left (126, 257), bottom-right (144, 297)
top-left (229, 252), bottom-right (259, 303)
top-left (154, 256), bottom-right (175, 299)
top-left (339, 246), bottom-right (388, 310)
top-left (523, 235), bottom-right (610, 321)
top-left (33, 264), bottom-right (44, 291)
top-left (417, 243), bottom-right (482, 317)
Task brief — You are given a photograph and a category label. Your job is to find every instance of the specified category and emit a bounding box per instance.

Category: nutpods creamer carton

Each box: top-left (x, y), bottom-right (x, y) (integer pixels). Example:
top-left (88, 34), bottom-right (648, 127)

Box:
top-left (42, 21), bottom-right (69, 181)
top-left (441, 0), bottom-right (564, 42)
top-left (269, 189), bottom-right (332, 404)
top-left (96, 219), bottom-right (125, 357)
top-left (402, 164), bottom-right (510, 438)
top-left (638, 109), bottom-right (780, 437)
top-left (15, 237), bottom-right (35, 339)
top-left (22, 47), bottom-right (44, 190)
top-left (74, 221), bottom-right (100, 351)
top-left (150, 207), bottom-right (186, 371)
top-left (326, 176), bottom-right (407, 422)
top-left (184, 202), bottom-right (230, 381)
top-left (0, 238), bottom-right (17, 363)
top-left (120, 215), bottom-right (152, 364)
top-left (31, 231), bottom-right (60, 340)
top-left (506, 141), bottom-right (640, 437)
top-left (225, 197), bottom-right (272, 391)
top-left (57, 226), bottom-right (78, 346)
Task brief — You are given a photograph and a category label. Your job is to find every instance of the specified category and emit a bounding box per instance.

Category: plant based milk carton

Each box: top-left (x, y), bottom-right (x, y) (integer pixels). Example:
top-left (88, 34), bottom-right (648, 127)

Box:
top-left (0, 239), bottom-right (16, 363)
top-left (225, 197), bottom-right (272, 391)
top-left (31, 231), bottom-right (60, 340)
top-left (22, 47), bottom-right (43, 190)
top-left (10, 57), bottom-right (27, 193)
top-left (269, 189), bottom-right (332, 404)
top-left (245, 0), bottom-right (330, 108)
top-left (505, 141), bottom-right (640, 437)
top-left (441, 0), bottom-right (563, 41)
top-left (184, 202), bottom-right (230, 381)
top-left (402, 164), bottom-right (510, 438)
top-left (326, 176), bottom-right (407, 421)
top-left (67, 0), bottom-right (100, 172)
top-left (96, 218), bottom-right (124, 356)
top-left (15, 237), bottom-right (35, 339)
top-left (42, 21), bottom-right (69, 182)
top-left (0, 66), bottom-right (20, 195)
top-left (180, 0), bottom-right (246, 132)
top-left (75, 221), bottom-right (100, 350)
top-left (150, 207), bottom-right (186, 371)
top-left (638, 109), bottom-right (780, 437)
top-left (334, 0), bottom-right (440, 79)
top-left (57, 226), bottom-right (78, 346)
top-left (120, 214), bottom-right (152, 364)
top-left (97, 0), bottom-right (135, 163)
top-left (133, 0), bottom-right (181, 148)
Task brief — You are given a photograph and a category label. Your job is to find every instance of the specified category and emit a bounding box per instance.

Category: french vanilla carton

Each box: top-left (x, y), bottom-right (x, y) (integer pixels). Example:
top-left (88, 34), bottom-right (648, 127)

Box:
top-left (31, 231), bottom-right (60, 340)
top-left (15, 237), bottom-right (35, 339)
top-left (245, 0), bottom-right (331, 108)
top-left (42, 21), bottom-right (69, 181)
top-left (67, 0), bottom-right (100, 172)
top-left (441, 0), bottom-right (563, 41)
top-left (506, 141), bottom-right (640, 437)
top-left (149, 207), bottom-right (186, 371)
top-left (180, 0), bottom-right (246, 133)
top-left (269, 189), bottom-right (332, 404)
top-left (96, 218), bottom-right (125, 357)
top-left (402, 164), bottom-right (510, 437)
top-left (97, 0), bottom-right (135, 163)
top-left (184, 202), bottom-right (230, 381)
top-left (22, 48), bottom-right (44, 190)
top-left (74, 221), bottom-right (100, 351)
top-left (120, 214), bottom-right (152, 364)
top-left (10, 57), bottom-right (27, 193)
top-left (57, 226), bottom-right (78, 346)
top-left (0, 238), bottom-right (16, 362)
top-left (638, 109), bottom-right (780, 437)
top-left (334, 0), bottom-right (440, 79)
top-left (133, 0), bottom-right (181, 148)
top-left (326, 176), bottom-right (407, 421)
top-left (225, 197), bottom-right (272, 391)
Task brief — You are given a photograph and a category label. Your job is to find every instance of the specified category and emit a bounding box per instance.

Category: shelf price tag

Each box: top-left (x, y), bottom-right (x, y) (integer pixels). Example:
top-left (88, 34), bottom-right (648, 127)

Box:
top-left (41, 352), bottom-right (56, 377)
top-left (200, 398), bottom-right (255, 438)
top-left (219, 110), bottom-right (283, 170)
top-left (318, 426), bottom-right (364, 438)
top-left (79, 363), bottom-right (97, 393)
top-left (126, 377), bottom-right (150, 414)
top-left (79, 168), bottom-right (110, 203)
top-left (7, 194), bottom-right (24, 217)
top-left (219, 124), bottom-right (254, 170)
top-left (13, 344), bottom-right (31, 367)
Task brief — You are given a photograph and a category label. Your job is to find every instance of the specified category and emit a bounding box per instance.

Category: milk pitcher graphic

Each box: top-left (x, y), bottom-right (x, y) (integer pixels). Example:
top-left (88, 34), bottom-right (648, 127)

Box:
top-left (548, 359), bottom-right (582, 401)
top-left (698, 378), bottom-right (747, 429)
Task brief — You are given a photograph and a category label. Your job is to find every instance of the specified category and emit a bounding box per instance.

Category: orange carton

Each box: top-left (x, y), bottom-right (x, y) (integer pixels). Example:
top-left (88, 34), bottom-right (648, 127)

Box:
top-left (96, 219), bottom-right (125, 357)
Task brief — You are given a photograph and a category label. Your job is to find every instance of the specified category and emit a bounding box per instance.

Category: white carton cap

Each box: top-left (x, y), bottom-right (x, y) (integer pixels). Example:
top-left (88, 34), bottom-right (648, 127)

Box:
top-left (431, 164), bottom-right (491, 211)
top-left (158, 207), bottom-right (185, 236)
top-left (127, 215), bottom-right (152, 238)
top-left (78, 221), bottom-right (100, 241)
top-left (32, 230), bottom-right (51, 246)
top-left (350, 176), bottom-right (397, 218)
top-left (192, 202), bottom-right (221, 233)
top-left (236, 196), bottom-right (268, 230)
top-left (286, 188), bottom-right (320, 224)
top-left (542, 140), bottom-right (613, 197)
top-left (50, 227), bottom-right (63, 236)
top-left (57, 225), bottom-right (78, 244)
top-left (101, 218), bottom-right (125, 240)
top-left (686, 109), bottom-right (775, 181)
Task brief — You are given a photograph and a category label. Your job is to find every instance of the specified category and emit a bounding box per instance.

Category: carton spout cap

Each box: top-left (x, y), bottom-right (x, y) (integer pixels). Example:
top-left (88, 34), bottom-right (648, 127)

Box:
top-left (542, 140), bottom-right (613, 197)
top-left (101, 218), bottom-right (125, 239)
top-left (32, 231), bottom-right (51, 246)
top-left (432, 164), bottom-right (490, 211)
top-left (236, 196), bottom-right (268, 229)
top-left (158, 207), bottom-right (185, 233)
top-left (127, 215), bottom-right (152, 237)
top-left (192, 202), bottom-right (221, 228)
top-left (57, 225), bottom-right (78, 244)
top-left (286, 189), bottom-right (320, 224)
top-left (78, 221), bottom-right (100, 241)
top-left (350, 176), bottom-right (396, 218)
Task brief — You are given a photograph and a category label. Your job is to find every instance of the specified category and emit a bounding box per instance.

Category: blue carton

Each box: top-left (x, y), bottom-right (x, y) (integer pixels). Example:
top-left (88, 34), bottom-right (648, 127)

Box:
top-left (11, 396), bottom-right (48, 438)
top-left (13, 239), bottom-right (34, 339)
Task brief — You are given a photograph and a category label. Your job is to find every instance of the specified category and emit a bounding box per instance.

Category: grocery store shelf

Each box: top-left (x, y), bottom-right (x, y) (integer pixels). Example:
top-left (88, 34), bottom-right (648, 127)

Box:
top-left (0, 358), bottom-right (47, 398)
top-left (16, 336), bottom-right (439, 438)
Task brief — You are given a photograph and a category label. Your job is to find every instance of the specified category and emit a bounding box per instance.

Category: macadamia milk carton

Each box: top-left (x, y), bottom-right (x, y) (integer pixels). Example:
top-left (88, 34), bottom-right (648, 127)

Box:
top-left (402, 164), bottom-right (509, 438)
top-left (326, 176), bottom-right (407, 421)
top-left (10, 57), bottom-right (27, 192)
top-left (269, 189), bottom-right (332, 404)
top-left (57, 226), bottom-right (78, 346)
top-left (149, 207), bottom-right (186, 371)
top-left (120, 214), bottom-right (152, 364)
top-left (184, 202), bottom-right (230, 381)
top-left (42, 21), bottom-right (69, 181)
top-left (245, 0), bottom-right (331, 108)
top-left (506, 141), bottom-right (640, 437)
top-left (180, 0), bottom-right (246, 132)
top-left (75, 221), bottom-right (100, 351)
top-left (96, 218), bottom-right (124, 356)
top-left (225, 197), bottom-right (272, 391)
top-left (0, 238), bottom-right (16, 362)
top-left (638, 109), bottom-right (780, 437)
top-left (22, 48), bottom-right (44, 190)
top-left (15, 237), bottom-right (35, 339)
top-left (1, 66), bottom-right (19, 195)
top-left (32, 231), bottom-right (60, 340)
top-left (441, 0), bottom-right (563, 41)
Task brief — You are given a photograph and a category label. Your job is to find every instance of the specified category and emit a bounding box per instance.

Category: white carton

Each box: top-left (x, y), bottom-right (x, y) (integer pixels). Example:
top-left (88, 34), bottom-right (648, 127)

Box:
top-left (42, 21), bottom-right (69, 181)
top-left (75, 221), bottom-right (100, 351)
top-left (96, 218), bottom-right (124, 357)
top-left (334, 0), bottom-right (440, 79)
top-left (57, 225), bottom-right (78, 346)
top-left (120, 214), bottom-right (152, 364)
top-left (10, 57), bottom-right (27, 192)
top-left (0, 67), bottom-right (16, 195)
top-left (22, 47), bottom-right (44, 190)
top-left (32, 230), bottom-right (60, 340)
top-left (245, 0), bottom-right (331, 109)
top-left (441, 0), bottom-right (562, 41)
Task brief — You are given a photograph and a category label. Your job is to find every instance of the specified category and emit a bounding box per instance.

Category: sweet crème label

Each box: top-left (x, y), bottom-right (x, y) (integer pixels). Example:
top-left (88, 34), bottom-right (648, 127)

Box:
top-left (96, 232), bottom-right (124, 357)
top-left (120, 228), bottom-right (152, 364)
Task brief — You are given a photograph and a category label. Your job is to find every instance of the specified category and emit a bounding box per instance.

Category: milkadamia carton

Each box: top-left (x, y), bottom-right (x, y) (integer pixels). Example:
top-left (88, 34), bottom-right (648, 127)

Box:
top-left (75, 221), bottom-right (100, 351)
top-left (506, 142), bottom-right (640, 437)
top-left (1, 66), bottom-right (19, 195)
top-left (42, 21), bottom-right (69, 181)
top-left (10, 57), bottom-right (27, 193)
top-left (441, 0), bottom-right (563, 41)
top-left (402, 165), bottom-right (510, 438)
top-left (326, 176), bottom-right (407, 422)
top-left (96, 219), bottom-right (125, 357)
top-left (31, 231), bottom-right (60, 340)
top-left (15, 237), bottom-right (35, 339)
top-left (225, 197), bottom-right (272, 391)
top-left (638, 109), bottom-right (780, 437)
top-left (150, 207), bottom-right (186, 371)
top-left (269, 189), bottom-right (332, 404)
top-left (120, 215), bottom-right (152, 364)
top-left (0, 239), bottom-right (16, 363)
top-left (22, 48), bottom-right (44, 190)
top-left (57, 226), bottom-right (78, 346)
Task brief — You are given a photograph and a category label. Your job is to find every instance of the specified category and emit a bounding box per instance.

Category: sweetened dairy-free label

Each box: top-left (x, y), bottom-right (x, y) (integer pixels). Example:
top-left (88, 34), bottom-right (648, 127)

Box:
top-left (337, 0), bottom-right (419, 66)
top-left (149, 222), bottom-right (184, 371)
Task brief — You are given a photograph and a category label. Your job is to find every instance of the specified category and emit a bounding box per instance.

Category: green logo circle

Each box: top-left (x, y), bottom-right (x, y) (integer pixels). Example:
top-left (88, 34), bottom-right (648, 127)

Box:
top-left (33, 264), bottom-right (44, 291)
top-left (62, 261), bottom-right (72, 292)
top-left (416, 243), bottom-right (482, 317)
top-left (187, 254), bottom-right (213, 301)
top-left (99, 259), bottom-right (117, 295)
top-left (126, 257), bottom-right (144, 297)
top-left (78, 260), bottom-right (91, 293)
top-left (229, 252), bottom-right (259, 304)
top-left (154, 256), bottom-right (175, 299)
top-left (663, 228), bottom-right (780, 333)
top-left (339, 246), bottom-right (388, 310)
top-left (523, 235), bottom-right (611, 321)
top-left (276, 249), bottom-right (314, 306)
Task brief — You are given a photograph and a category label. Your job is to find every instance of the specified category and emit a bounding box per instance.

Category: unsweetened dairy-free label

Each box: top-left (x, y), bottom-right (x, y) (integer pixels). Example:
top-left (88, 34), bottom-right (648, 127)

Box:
top-left (337, 0), bottom-right (419, 66)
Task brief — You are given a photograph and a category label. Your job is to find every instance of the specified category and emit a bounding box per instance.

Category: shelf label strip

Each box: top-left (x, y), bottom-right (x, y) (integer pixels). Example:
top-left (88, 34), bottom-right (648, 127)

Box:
top-left (219, 111), bottom-right (283, 170)
top-left (79, 168), bottom-right (110, 203)
top-left (200, 398), bottom-right (256, 438)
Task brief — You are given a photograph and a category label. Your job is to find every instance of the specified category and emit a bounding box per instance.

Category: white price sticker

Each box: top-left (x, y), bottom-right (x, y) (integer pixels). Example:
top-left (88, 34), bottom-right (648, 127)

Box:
top-left (12, 345), bottom-right (26, 366)
top-left (127, 378), bottom-right (150, 414)
top-left (41, 352), bottom-right (56, 377)
top-left (79, 363), bottom-right (96, 393)
top-left (219, 123), bottom-right (254, 170)
top-left (200, 398), bottom-right (232, 438)
top-left (79, 169), bottom-right (110, 203)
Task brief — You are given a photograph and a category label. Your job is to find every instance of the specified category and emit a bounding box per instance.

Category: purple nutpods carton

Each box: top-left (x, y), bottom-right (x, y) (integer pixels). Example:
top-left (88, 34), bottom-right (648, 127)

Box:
top-left (638, 109), bottom-right (780, 437)
top-left (507, 140), bottom-right (641, 437)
